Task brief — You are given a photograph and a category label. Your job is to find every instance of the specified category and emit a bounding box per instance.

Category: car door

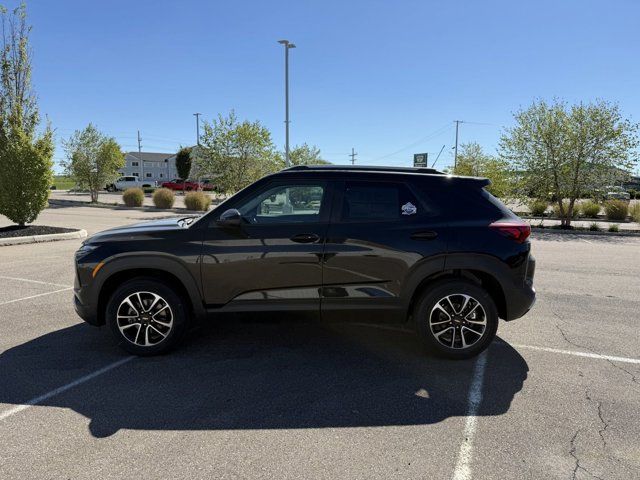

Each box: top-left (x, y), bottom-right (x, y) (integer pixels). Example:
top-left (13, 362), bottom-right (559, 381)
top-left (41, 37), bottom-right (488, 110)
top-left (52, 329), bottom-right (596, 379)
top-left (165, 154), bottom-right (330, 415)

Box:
top-left (200, 179), bottom-right (331, 316)
top-left (321, 178), bottom-right (448, 323)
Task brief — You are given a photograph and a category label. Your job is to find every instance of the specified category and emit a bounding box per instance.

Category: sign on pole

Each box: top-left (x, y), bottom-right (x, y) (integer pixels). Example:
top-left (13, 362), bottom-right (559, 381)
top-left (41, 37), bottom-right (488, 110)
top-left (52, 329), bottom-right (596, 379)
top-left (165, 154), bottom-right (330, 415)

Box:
top-left (413, 153), bottom-right (428, 167)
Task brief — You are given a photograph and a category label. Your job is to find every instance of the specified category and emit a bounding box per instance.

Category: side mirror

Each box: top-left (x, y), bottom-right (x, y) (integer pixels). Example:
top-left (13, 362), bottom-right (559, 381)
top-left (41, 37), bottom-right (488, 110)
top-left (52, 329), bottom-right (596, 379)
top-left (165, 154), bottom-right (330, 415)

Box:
top-left (216, 208), bottom-right (242, 227)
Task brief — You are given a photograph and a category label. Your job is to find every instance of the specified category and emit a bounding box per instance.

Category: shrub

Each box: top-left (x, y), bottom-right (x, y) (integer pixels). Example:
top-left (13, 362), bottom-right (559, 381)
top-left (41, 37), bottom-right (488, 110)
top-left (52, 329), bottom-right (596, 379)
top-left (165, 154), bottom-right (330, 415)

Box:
top-left (152, 188), bottom-right (175, 209)
top-left (608, 224), bottom-right (619, 232)
top-left (552, 200), bottom-right (578, 219)
top-left (122, 187), bottom-right (144, 207)
top-left (528, 199), bottom-right (548, 216)
top-left (579, 200), bottom-right (601, 218)
top-left (629, 203), bottom-right (640, 223)
top-left (604, 200), bottom-right (628, 221)
top-left (184, 191), bottom-right (211, 211)
top-left (588, 222), bottom-right (601, 231)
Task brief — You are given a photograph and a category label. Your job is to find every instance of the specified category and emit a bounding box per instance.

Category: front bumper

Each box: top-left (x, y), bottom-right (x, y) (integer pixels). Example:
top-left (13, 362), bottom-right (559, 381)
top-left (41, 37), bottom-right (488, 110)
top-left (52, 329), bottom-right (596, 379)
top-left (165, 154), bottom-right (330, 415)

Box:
top-left (73, 288), bottom-right (100, 326)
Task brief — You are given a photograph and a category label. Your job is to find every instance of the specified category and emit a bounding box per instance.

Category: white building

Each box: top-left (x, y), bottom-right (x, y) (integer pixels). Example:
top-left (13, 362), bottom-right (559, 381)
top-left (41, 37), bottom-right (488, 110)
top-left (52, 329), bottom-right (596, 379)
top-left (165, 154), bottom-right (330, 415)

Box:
top-left (120, 152), bottom-right (179, 183)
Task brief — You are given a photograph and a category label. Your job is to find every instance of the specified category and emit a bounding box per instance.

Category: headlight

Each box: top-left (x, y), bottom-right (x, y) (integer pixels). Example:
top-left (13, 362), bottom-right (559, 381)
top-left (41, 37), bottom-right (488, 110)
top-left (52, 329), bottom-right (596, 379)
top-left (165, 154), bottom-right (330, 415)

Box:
top-left (75, 244), bottom-right (98, 260)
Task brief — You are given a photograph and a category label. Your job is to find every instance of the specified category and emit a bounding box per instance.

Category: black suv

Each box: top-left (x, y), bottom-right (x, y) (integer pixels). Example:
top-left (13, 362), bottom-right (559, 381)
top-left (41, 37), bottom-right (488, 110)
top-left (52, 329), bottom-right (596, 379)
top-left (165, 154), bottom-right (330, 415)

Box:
top-left (74, 165), bottom-right (535, 359)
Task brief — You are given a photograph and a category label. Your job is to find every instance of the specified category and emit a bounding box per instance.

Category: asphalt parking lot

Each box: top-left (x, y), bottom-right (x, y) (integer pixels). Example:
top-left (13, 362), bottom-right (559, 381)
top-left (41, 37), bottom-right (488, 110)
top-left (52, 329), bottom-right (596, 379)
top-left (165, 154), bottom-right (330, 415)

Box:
top-left (1, 205), bottom-right (639, 479)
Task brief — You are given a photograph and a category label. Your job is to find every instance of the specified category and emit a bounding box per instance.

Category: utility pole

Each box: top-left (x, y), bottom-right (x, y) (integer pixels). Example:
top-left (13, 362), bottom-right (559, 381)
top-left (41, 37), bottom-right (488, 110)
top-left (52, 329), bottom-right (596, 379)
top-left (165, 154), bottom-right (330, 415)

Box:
top-left (278, 39), bottom-right (296, 166)
top-left (349, 147), bottom-right (358, 165)
top-left (453, 120), bottom-right (462, 170)
top-left (193, 113), bottom-right (202, 146)
top-left (137, 130), bottom-right (143, 179)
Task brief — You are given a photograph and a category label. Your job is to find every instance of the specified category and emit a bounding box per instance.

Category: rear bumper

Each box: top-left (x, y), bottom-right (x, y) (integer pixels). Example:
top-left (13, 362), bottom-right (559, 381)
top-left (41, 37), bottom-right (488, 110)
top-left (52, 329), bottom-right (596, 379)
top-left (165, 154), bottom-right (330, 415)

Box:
top-left (504, 254), bottom-right (536, 321)
top-left (503, 283), bottom-right (536, 321)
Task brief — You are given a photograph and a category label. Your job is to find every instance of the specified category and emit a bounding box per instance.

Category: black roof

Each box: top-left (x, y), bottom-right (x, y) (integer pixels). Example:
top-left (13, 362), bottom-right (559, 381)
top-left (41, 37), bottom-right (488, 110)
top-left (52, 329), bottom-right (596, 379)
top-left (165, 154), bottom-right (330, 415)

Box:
top-left (280, 164), bottom-right (490, 187)
top-left (284, 164), bottom-right (443, 175)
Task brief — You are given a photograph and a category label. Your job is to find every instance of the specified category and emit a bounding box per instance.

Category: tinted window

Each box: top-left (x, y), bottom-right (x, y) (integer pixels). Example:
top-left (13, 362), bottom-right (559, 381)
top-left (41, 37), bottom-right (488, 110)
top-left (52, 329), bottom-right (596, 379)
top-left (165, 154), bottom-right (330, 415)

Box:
top-left (417, 183), bottom-right (506, 221)
top-left (238, 184), bottom-right (325, 224)
top-left (341, 181), bottom-right (423, 222)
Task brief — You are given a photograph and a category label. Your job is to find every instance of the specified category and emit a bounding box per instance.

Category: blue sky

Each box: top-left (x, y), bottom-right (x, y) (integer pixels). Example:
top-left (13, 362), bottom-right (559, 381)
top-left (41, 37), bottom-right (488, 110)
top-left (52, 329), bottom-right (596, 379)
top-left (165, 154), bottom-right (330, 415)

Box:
top-left (21, 0), bottom-right (640, 172)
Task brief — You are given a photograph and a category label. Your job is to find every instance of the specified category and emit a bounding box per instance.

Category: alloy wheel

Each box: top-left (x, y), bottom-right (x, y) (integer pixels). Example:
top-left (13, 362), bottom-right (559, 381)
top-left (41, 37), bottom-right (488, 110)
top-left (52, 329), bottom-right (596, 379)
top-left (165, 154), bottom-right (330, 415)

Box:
top-left (116, 291), bottom-right (174, 347)
top-left (429, 294), bottom-right (487, 349)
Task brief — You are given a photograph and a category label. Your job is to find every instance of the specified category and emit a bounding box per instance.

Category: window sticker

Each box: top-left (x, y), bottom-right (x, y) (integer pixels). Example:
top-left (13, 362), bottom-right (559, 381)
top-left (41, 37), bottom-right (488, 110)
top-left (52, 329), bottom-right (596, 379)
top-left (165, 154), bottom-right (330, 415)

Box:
top-left (401, 202), bottom-right (417, 215)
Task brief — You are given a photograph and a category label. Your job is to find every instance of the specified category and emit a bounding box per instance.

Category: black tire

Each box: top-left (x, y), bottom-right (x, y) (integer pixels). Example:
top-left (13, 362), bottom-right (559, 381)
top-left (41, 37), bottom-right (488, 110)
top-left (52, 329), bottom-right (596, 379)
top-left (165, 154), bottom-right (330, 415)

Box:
top-left (415, 279), bottom-right (498, 360)
top-left (106, 277), bottom-right (188, 356)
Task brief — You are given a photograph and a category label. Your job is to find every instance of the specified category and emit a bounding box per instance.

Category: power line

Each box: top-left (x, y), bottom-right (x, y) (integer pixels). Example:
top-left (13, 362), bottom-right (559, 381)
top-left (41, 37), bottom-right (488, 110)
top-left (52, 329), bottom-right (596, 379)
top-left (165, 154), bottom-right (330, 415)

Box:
top-left (370, 123), bottom-right (453, 162)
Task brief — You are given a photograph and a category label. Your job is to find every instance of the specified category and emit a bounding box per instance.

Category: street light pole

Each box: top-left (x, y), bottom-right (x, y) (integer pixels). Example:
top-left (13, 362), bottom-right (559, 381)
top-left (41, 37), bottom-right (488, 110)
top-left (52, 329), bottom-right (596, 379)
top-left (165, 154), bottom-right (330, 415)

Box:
top-left (278, 39), bottom-right (296, 166)
top-left (193, 113), bottom-right (202, 146)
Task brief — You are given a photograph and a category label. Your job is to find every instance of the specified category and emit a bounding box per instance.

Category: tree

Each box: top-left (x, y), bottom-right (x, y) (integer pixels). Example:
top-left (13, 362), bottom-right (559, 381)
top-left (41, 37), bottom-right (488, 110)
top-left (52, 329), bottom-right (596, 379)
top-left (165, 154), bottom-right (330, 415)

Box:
top-left (289, 143), bottom-right (330, 166)
top-left (453, 142), bottom-right (512, 198)
top-left (499, 99), bottom-right (639, 227)
top-left (0, 4), bottom-right (54, 226)
top-left (62, 124), bottom-right (124, 203)
top-left (175, 146), bottom-right (192, 180)
top-left (195, 111), bottom-right (281, 194)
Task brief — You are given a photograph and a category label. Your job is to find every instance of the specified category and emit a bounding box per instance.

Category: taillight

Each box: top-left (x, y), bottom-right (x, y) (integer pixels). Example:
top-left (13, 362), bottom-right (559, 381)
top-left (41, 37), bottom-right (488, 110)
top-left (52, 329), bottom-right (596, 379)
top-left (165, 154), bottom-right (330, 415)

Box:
top-left (489, 221), bottom-right (531, 243)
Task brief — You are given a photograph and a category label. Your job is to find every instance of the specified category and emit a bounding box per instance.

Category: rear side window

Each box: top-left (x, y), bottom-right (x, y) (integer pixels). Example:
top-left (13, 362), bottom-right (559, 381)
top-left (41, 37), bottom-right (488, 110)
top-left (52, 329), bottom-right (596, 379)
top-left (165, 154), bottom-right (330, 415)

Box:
top-left (416, 182), bottom-right (509, 221)
top-left (340, 181), bottom-right (430, 222)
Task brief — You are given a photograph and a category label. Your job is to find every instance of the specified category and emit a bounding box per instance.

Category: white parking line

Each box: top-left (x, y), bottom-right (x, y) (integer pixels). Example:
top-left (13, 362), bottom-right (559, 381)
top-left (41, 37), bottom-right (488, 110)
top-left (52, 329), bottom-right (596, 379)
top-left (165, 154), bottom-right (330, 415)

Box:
top-left (0, 287), bottom-right (73, 307)
top-left (452, 350), bottom-right (488, 480)
top-left (0, 275), bottom-right (72, 289)
top-left (0, 357), bottom-right (134, 421)
top-left (510, 343), bottom-right (640, 365)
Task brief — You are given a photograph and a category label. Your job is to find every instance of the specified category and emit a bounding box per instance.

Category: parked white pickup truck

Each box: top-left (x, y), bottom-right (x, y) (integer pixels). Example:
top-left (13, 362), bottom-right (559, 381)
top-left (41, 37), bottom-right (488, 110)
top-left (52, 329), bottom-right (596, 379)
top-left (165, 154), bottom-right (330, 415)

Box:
top-left (106, 176), bottom-right (156, 192)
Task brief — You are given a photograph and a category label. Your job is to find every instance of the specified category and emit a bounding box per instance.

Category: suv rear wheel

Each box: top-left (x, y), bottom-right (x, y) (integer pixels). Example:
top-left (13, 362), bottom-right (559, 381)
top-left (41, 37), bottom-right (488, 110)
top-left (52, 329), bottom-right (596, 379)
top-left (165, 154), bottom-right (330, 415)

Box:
top-left (415, 279), bottom-right (498, 359)
top-left (106, 278), bottom-right (188, 356)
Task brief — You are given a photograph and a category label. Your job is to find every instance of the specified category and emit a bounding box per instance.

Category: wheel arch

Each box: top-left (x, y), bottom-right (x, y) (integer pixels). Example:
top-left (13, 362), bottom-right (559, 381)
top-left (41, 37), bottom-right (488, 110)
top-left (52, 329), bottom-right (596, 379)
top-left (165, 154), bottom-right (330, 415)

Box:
top-left (94, 256), bottom-right (205, 326)
top-left (405, 257), bottom-right (509, 323)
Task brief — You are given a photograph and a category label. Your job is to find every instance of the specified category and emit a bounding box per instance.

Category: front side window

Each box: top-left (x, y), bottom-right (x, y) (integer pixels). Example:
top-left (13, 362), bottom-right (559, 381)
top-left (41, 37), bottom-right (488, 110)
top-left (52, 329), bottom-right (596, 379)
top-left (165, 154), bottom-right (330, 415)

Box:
top-left (237, 183), bottom-right (325, 224)
top-left (341, 181), bottom-right (426, 222)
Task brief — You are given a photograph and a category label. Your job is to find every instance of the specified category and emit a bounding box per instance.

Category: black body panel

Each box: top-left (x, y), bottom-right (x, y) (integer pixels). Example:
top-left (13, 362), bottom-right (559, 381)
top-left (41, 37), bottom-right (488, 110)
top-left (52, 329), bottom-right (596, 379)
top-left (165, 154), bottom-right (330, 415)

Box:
top-left (74, 167), bottom-right (536, 328)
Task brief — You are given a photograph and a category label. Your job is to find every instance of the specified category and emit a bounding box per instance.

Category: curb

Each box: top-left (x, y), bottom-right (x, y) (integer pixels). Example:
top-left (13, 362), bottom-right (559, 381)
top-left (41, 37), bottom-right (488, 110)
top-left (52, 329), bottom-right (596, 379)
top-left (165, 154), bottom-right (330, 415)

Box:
top-left (531, 227), bottom-right (640, 237)
top-left (0, 229), bottom-right (87, 247)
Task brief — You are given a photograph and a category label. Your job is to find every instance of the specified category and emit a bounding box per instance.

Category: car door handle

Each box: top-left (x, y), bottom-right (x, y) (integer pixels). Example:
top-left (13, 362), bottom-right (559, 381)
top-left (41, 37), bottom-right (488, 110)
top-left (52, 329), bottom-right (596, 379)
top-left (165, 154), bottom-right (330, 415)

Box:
top-left (411, 230), bottom-right (438, 240)
top-left (290, 233), bottom-right (320, 244)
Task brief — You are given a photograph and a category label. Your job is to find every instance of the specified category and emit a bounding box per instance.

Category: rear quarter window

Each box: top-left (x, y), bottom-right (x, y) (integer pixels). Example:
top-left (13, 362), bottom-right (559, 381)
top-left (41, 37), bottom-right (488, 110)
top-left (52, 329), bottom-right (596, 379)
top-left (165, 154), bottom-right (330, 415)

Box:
top-left (414, 181), bottom-right (509, 222)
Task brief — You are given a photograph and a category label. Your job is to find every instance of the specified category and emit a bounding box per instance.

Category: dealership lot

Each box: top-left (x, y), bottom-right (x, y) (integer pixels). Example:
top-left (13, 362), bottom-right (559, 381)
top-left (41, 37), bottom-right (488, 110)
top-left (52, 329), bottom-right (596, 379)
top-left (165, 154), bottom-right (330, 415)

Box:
top-left (0, 206), bottom-right (639, 479)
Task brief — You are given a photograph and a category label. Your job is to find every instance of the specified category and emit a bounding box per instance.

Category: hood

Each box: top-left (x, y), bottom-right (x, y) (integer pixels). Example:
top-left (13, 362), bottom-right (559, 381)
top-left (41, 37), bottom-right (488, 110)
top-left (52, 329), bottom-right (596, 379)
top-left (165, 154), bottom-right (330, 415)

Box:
top-left (85, 216), bottom-right (197, 244)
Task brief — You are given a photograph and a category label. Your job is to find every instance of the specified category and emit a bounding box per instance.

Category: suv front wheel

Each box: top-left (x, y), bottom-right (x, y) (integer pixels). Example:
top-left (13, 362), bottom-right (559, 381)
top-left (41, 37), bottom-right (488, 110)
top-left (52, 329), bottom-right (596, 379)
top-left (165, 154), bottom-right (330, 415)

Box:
top-left (106, 278), bottom-right (188, 356)
top-left (415, 279), bottom-right (498, 359)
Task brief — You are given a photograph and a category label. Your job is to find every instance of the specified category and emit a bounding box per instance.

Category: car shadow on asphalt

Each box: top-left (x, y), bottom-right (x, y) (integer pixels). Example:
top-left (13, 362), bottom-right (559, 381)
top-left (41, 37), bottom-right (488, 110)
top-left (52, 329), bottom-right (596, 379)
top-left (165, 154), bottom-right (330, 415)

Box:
top-left (0, 320), bottom-right (528, 438)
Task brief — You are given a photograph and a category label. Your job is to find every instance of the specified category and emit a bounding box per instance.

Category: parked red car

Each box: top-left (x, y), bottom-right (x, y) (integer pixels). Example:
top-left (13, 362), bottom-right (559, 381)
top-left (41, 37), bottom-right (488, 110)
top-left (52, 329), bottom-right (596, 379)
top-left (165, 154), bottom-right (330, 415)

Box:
top-left (161, 179), bottom-right (215, 191)
top-left (161, 179), bottom-right (201, 191)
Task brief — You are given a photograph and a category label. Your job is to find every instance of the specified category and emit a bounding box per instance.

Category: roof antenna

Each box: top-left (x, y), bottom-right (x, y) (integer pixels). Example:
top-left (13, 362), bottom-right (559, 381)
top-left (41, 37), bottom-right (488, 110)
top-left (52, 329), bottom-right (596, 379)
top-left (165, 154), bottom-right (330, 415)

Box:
top-left (432, 145), bottom-right (445, 168)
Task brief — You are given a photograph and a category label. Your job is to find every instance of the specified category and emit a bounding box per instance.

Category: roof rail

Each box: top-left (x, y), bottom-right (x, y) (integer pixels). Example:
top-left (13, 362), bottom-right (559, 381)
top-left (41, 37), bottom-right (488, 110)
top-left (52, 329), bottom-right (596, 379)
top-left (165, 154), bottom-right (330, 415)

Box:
top-left (283, 164), bottom-right (443, 174)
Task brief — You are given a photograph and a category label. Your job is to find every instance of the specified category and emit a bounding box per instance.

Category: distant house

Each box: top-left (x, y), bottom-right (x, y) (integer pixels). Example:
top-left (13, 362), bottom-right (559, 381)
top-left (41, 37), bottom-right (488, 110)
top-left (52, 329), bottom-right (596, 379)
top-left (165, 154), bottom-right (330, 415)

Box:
top-left (120, 152), bottom-right (178, 183)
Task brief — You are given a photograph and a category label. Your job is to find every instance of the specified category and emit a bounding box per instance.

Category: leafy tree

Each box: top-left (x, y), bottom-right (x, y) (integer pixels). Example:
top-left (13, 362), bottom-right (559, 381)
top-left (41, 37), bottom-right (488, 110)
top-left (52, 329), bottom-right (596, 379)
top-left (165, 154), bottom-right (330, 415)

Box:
top-left (453, 142), bottom-right (512, 198)
top-left (500, 99), bottom-right (639, 227)
top-left (289, 143), bottom-right (330, 166)
top-left (195, 111), bottom-right (281, 193)
top-left (0, 4), bottom-right (54, 226)
top-left (62, 124), bottom-right (124, 203)
top-left (175, 146), bottom-right (192, 180)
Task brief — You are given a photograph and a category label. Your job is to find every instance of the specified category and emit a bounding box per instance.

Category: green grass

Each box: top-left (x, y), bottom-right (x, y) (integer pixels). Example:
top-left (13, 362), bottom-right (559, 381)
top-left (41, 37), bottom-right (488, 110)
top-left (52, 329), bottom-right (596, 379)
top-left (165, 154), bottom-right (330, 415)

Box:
top-left (52, 175), bottom-right (76, 190)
